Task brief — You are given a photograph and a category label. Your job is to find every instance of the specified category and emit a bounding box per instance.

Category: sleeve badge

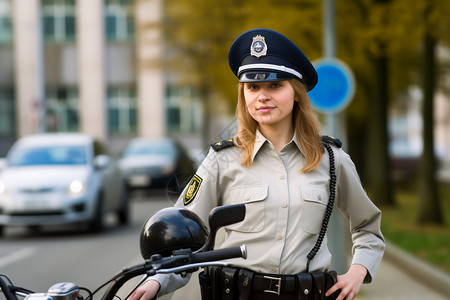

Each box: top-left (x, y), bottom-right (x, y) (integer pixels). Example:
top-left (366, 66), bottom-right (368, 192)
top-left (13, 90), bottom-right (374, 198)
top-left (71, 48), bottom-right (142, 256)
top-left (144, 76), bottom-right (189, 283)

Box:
top-left (183, 174), bottom-right (203, 205)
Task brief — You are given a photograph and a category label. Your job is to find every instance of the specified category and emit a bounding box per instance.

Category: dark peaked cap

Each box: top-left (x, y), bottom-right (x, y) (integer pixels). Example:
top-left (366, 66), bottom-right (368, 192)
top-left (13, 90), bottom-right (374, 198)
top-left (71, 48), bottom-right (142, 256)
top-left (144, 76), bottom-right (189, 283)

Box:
top-left (228, 29), bottom-right (318, 91)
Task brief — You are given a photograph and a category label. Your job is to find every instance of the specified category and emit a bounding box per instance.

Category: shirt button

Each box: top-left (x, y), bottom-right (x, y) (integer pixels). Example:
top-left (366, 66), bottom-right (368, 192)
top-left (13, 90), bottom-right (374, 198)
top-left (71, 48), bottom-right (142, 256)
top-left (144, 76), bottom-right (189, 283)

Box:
top-left (270, 268), bottom-right (277, 273)
top-left (277, 234), bottom-right (284, 240)
top-left (279, 175), bottom-right (286, 180)
top-left (318, 195), bottom-right (322, 200)
top-left (245, 195), bottom-right (250, 201)
top-left (281, 203), bottom-right (287, 208)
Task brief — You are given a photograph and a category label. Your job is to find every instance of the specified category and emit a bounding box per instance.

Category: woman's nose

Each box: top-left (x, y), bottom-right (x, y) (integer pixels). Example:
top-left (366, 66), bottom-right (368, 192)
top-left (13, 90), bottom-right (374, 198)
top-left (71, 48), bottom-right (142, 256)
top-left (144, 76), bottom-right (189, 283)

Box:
top-left (257, 89), bottom-right (270, 101)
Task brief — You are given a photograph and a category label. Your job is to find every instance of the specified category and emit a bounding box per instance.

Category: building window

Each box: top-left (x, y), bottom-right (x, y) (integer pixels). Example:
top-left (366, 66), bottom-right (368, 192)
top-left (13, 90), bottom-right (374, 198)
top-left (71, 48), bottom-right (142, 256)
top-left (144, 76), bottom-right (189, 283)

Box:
top-left (105, 0), bottom-right (134, 42)
top-left (42, 0), bottom-right (76, 42)
top-left (166, 86), bottom-right (202, 133)
top-left (46, 87), bottom-right (79, 132)
top-left (107, 87), bottom-right (136, 134)
top-left (0, 88), bottom-right (14, 136)
top-left (0, 0), bottom-right (12, 44)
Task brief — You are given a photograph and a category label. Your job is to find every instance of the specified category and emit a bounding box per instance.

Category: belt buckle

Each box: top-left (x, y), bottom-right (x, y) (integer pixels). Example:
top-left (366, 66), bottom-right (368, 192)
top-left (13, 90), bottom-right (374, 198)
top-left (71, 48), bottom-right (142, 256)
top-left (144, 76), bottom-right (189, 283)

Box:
top-left (263, 275), bottom-right (282, 295)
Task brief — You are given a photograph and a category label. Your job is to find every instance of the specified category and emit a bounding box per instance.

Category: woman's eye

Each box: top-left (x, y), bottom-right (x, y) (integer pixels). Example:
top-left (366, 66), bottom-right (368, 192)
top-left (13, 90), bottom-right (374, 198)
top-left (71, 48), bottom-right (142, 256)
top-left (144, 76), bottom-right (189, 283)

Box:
top-left (272, 83), bottom-right (281, 88)
top-left (248, 85), bottom-right (258, 90)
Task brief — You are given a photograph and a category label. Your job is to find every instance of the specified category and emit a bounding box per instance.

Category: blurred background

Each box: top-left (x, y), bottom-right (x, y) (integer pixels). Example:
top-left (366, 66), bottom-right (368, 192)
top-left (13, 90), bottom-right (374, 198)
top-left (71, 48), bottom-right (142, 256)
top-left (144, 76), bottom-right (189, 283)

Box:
top-left (0, 0), bottom-right (449, 299)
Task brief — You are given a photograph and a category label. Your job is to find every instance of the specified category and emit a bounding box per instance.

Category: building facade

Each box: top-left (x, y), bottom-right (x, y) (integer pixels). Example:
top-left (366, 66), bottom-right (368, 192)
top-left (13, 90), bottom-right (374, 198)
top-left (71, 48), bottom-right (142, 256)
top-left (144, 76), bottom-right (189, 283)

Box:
top-left (0, 0), bottom-right (202, 156)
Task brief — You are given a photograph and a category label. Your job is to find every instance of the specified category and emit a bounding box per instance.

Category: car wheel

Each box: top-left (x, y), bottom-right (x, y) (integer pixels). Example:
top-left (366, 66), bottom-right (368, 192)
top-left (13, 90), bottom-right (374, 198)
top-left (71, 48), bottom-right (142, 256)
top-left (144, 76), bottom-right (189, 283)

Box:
top-left (117, 185), bottom-right (130, 225)
top-left (89, 195), bottom-right (104, 233)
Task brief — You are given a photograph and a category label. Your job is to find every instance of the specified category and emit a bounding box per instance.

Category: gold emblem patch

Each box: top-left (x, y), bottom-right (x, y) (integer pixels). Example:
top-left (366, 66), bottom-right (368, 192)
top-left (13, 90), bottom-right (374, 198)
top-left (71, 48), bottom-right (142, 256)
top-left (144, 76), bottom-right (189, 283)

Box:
top-left (184, 174), bottom-right (203, 205)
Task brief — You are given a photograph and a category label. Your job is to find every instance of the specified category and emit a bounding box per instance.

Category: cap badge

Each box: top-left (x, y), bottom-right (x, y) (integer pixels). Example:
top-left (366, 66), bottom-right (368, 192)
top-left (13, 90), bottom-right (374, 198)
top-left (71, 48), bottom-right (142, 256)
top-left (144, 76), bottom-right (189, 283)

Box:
top-left (250, 35), bottom-right (267, 58)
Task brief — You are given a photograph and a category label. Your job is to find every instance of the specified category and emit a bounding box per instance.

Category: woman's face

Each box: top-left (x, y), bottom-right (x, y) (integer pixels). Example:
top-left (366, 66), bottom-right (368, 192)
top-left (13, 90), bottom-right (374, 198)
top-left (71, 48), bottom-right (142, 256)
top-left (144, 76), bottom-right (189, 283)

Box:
top-left (243, 80), bottom-right (295, 128)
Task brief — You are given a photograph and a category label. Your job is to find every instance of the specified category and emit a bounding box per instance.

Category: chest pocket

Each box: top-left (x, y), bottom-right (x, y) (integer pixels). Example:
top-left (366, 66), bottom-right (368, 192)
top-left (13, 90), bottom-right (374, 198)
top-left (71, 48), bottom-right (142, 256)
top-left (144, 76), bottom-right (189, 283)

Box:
top-left (300, 186), bottom-right (329, 234)
top-left (226, 185), bottom-right (267, 233)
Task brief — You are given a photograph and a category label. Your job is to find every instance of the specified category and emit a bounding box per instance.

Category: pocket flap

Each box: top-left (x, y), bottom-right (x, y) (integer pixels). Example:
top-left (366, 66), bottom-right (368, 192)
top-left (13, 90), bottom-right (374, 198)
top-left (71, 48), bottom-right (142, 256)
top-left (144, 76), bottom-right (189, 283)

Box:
top-left (226, 185), bottom-right (267, 233)
top-left (301, 186), bottom-right (328, 205)
top-left (230, 185), bottom-right (268, 204)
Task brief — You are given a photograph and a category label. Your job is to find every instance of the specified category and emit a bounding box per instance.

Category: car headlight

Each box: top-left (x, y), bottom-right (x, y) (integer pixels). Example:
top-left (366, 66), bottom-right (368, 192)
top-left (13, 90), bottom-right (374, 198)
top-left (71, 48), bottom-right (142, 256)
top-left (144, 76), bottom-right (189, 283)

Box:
top-left (68, 180), bottom-right (85, 195)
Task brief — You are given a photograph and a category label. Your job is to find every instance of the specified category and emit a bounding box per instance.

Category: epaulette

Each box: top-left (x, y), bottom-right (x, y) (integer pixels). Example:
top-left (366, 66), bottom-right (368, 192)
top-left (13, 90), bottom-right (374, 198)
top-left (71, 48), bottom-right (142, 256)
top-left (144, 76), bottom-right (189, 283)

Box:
top-left (211, 138), bottom-right (235, 151)
top-left (321, 135), bottom-right (342, 148)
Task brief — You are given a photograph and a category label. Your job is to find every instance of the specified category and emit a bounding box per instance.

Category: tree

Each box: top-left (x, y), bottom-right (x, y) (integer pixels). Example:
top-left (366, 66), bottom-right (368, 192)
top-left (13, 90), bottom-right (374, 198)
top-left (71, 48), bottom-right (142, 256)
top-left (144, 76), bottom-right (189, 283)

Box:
top-left (339, 0), bottom-right (396, 206)
top-left (417, 0), bottom-right (447, 224)
top-left (162, 0), bottom-right (245, 143)
top-left (367, 0), bottom-right (394, 206)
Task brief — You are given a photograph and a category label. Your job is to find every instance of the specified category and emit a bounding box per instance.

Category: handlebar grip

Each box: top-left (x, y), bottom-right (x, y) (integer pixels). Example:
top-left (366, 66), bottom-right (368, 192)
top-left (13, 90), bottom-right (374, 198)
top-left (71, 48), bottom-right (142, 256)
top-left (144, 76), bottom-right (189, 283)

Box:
top-left (0, 277), bottom-right (18, 300)
top-left (192, 245), bottom-right (247, 263)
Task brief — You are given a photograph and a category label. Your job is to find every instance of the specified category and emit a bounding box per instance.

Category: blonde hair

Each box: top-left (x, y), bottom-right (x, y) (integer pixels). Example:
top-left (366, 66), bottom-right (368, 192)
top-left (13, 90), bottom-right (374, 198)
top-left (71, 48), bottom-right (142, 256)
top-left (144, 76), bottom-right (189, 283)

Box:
top-left (234, 78), bottom-right (323, 172)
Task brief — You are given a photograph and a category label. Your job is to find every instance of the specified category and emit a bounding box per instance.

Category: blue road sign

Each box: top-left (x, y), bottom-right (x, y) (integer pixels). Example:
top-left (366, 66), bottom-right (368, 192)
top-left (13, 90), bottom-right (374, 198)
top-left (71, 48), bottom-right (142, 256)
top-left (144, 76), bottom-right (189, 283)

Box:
top-left (308, 58), bottom-right (355, 113)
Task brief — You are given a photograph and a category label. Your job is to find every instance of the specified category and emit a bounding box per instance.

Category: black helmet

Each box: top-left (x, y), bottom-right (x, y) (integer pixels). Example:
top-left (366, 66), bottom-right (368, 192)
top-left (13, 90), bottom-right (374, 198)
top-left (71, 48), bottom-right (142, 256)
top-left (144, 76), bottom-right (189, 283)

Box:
top-left (140, 207), bottom-right (209, 259)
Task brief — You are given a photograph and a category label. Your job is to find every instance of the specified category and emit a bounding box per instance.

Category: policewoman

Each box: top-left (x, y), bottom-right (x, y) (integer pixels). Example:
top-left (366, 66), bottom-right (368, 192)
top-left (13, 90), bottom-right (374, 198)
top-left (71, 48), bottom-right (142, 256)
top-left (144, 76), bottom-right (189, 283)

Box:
top-left (129, 29), bottom-right (385, 300)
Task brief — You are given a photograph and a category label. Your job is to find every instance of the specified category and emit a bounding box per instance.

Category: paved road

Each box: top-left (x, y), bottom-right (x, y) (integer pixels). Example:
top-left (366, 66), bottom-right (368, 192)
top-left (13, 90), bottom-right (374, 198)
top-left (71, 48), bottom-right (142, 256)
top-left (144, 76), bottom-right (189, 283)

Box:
top-left (0, 189), bottom-right (173, 299)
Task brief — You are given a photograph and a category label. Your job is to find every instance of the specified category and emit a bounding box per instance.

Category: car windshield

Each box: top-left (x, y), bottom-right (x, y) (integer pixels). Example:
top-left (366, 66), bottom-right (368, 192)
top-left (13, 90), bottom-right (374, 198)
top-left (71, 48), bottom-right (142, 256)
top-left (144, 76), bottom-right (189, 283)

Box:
top-left (8, 146), bottom-right (87, 166)
top-left (123, 141), bottom-right (177, 157)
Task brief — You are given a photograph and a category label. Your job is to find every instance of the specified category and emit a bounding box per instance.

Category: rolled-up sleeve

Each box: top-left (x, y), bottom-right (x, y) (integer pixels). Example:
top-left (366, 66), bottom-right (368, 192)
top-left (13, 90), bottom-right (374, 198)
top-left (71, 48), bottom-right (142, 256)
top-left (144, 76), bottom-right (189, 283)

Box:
top-left (336, 150), bottom-right (385, 283)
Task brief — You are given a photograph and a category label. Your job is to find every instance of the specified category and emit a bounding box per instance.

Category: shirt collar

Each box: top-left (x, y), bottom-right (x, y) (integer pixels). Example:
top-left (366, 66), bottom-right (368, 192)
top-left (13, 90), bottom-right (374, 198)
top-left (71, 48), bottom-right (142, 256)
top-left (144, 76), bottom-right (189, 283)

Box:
top-left (251, 130), bottom-right (302, 161)
top-left (291, 131), bottom-right (302, 151)
top-left (252, 130), bottom-right (267, 161)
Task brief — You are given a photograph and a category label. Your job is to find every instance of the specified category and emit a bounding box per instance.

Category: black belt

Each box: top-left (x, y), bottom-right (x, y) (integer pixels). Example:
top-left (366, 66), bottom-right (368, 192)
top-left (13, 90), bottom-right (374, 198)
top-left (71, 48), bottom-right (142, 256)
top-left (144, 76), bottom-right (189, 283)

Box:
top-left (251, 271), bottom-right (339, 299)
top-left (200, 267), bottom-right (340, 300)
top-left (252, 273), bottom-right (297, 295)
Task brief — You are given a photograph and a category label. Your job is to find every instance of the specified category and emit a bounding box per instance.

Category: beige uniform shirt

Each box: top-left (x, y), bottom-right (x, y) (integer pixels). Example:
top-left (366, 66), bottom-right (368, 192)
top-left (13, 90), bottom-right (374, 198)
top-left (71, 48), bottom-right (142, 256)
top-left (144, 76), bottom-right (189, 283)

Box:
top-left (154, 131), bottom-right (385, 295)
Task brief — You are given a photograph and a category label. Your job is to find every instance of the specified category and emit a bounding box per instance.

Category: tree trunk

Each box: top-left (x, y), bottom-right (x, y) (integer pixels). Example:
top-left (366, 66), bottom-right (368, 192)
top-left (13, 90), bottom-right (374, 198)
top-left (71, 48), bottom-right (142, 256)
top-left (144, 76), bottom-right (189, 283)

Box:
top-left (417, 31), bottom-right (443, 224)
top-left (368, 55), bottom-right (394, 206)
top-left (367, 0), bottom-right (394, 206)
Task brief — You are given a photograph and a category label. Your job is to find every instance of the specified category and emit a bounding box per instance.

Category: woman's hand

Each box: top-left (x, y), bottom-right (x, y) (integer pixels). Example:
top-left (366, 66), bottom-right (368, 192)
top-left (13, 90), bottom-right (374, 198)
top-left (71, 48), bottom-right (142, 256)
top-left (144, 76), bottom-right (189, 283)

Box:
top-left (128, 280), bottom-right (160, 300)
top-left (325, 264), bottom-right (367, 300)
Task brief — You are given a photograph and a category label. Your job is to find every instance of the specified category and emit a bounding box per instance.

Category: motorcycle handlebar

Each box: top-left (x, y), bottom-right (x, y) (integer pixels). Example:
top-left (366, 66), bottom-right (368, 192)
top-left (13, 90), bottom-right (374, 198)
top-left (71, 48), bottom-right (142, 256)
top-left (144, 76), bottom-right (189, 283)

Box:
top-left (192, 245), bottom-right (247, 264)
top-left (100, 245), bottom-right (247, 300)
top-left (1, 204), bottom-right (248, 300)
top-left (0, 276), bottom-right (19, 300)
top-left (0, 246), bottom-right (246, 300)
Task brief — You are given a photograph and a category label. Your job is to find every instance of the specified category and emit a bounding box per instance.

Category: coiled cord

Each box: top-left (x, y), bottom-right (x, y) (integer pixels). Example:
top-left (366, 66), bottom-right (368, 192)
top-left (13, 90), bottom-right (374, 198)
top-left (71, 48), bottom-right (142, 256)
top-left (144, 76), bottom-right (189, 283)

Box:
top-left (306, 143), bottom-right (336, 272)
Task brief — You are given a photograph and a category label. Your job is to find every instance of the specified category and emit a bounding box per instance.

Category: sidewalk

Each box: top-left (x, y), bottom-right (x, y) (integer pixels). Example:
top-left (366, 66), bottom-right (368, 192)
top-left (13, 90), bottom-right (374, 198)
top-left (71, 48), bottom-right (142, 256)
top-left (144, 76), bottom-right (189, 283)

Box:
top-left (358, 242), bottom-right (450, 300)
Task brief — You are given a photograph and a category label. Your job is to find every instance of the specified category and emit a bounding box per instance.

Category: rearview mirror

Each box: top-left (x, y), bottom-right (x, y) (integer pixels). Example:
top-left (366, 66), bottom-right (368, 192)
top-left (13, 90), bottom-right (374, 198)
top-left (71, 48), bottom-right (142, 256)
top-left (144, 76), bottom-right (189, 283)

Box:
top-left (94, 155), bottom-right (111, 170)
top-left (198, 203), bottom-right (246, 252)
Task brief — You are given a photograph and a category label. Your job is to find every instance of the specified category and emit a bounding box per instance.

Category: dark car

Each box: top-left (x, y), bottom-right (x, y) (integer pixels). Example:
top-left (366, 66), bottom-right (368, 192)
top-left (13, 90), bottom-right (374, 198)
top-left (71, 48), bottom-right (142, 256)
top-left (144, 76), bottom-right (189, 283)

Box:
top-left (119, 137), bottom-right (196, 192)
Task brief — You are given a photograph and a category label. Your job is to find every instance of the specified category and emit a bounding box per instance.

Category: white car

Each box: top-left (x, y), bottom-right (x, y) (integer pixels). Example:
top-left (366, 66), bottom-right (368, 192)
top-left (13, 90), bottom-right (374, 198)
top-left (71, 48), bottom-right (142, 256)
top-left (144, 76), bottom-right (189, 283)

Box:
top-left (0, 133), bottom-right (129, 236)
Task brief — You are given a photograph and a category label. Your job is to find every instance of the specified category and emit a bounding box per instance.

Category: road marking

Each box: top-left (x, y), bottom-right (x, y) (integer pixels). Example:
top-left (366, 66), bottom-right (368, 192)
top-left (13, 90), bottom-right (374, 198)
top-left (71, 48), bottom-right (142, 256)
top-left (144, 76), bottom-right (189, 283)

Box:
top-left (0, 247), bottom-right (37, 268)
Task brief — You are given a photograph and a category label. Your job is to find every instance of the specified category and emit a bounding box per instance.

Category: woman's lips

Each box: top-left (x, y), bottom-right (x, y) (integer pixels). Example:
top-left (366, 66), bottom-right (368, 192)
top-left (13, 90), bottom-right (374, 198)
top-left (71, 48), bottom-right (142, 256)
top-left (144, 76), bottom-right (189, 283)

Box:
top-left (257, 106), bottom-right (275, 113)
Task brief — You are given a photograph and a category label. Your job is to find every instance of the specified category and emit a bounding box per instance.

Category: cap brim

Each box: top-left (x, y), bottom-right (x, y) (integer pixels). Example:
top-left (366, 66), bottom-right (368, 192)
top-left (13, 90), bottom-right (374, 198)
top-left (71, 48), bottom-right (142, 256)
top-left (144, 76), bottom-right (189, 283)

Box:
top-left (239, 71), bottom-right (294, 83)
